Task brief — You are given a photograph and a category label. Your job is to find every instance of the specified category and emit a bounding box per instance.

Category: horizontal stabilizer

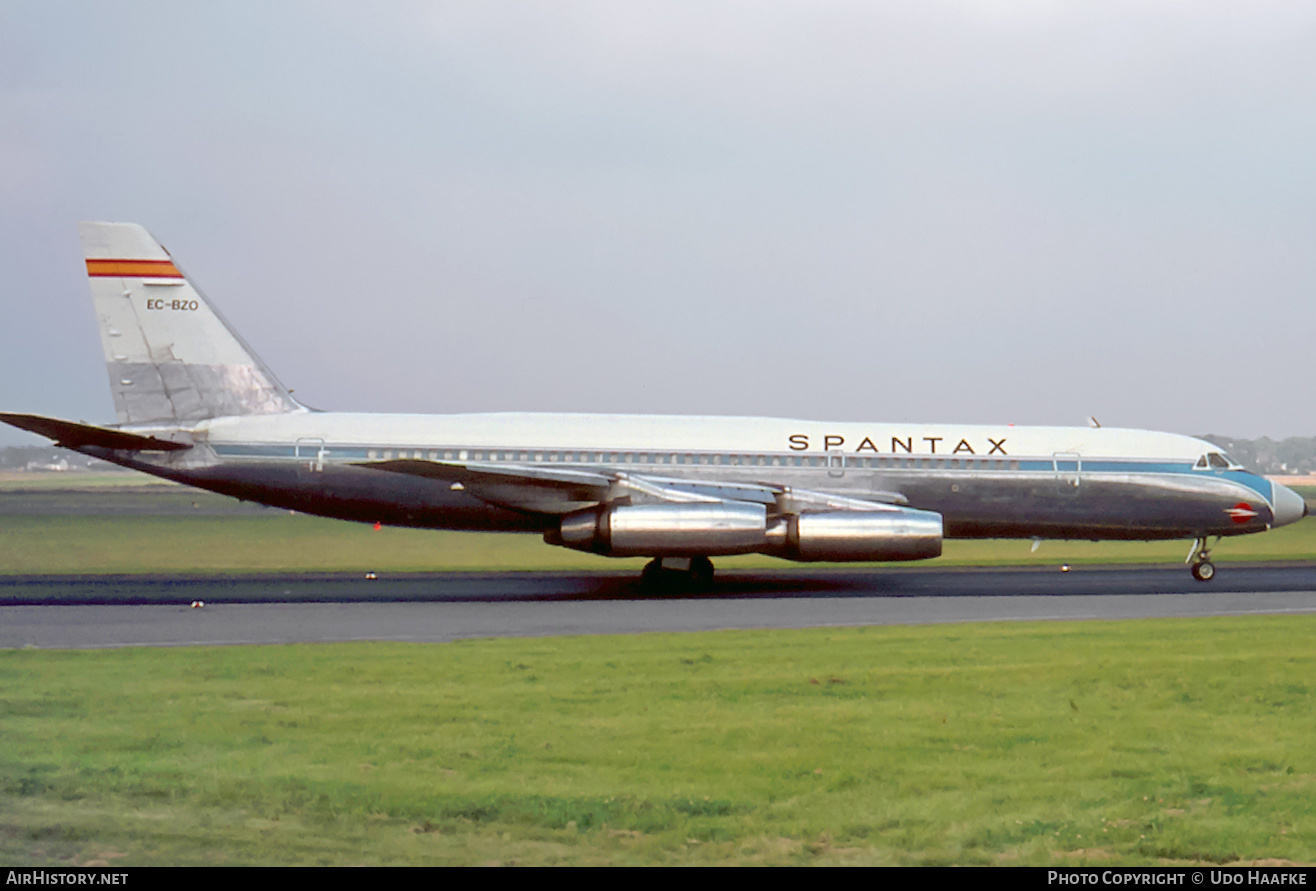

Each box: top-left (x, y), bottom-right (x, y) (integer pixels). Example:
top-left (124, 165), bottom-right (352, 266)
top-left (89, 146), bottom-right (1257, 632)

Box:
top-left (0, 412), bottom-right (192, 452)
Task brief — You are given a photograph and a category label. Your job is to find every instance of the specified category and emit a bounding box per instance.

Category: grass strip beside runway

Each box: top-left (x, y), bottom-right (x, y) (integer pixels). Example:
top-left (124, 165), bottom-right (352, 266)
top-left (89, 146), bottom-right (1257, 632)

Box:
top-left (1, 482), bottom-right (1311, 575)
top-left (2, 617), bottom-right (1313, 866)
top-left (2, 511), bottom-right (1314, 575)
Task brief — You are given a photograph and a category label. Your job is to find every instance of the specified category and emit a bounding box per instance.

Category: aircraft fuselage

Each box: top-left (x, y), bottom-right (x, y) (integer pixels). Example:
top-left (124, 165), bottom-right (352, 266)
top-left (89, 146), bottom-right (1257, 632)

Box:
top-left (84, 411), bottom-right (1290, 542)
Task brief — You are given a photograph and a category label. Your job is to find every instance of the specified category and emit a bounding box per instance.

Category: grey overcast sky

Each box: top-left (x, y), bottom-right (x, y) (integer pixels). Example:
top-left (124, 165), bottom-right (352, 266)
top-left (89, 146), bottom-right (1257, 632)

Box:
top-left (2, 1), bottom-right (1314, 446)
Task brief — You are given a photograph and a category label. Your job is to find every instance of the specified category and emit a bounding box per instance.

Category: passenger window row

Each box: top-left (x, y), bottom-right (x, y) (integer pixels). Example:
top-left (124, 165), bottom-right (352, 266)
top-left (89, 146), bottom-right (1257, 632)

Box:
top-left (360, 448), bottom-right (1022, 471)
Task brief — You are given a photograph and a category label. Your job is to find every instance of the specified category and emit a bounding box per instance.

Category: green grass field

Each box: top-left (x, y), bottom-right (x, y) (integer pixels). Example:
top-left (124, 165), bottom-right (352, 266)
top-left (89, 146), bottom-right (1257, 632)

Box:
top-left (2, 476), bottom-right (1313, 865)
top-left (3, 618), bottom-right (1314, 866)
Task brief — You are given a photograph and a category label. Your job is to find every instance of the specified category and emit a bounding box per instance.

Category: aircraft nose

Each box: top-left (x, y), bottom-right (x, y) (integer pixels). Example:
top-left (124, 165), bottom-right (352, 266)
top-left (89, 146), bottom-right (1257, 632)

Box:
top-left (1272, 482), bottom-right (1308, 528)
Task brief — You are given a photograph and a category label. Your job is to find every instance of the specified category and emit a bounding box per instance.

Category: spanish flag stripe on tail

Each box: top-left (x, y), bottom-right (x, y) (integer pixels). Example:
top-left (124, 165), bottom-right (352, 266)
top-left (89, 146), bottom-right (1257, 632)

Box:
top-left (86, 259), bottom-right (183, 278)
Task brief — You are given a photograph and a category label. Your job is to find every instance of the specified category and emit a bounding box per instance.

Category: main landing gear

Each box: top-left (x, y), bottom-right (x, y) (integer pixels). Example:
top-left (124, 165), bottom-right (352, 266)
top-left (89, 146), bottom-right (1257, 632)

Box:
top-left (1187, 537), bottom-right (1217, 582)
top-left (640, 556), bottom-right (715, 591)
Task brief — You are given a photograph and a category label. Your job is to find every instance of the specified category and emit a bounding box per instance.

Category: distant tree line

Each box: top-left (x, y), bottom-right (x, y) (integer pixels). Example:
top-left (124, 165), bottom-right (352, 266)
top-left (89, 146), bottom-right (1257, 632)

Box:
top-left (0, 446), bottom-right (122, 471)
top-left (1199, 435), bottom-right (1316, 476)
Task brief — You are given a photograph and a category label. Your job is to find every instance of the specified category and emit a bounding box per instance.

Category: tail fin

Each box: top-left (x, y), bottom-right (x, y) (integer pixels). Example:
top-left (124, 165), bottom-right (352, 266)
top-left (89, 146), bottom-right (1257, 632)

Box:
top-left (80, 222), bottom-right (302, 425)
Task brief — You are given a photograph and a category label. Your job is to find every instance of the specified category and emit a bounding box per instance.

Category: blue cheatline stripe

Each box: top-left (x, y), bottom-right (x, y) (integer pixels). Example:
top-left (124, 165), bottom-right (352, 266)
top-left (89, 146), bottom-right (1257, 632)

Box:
top-left (212, 444), bottom-right (297, 458)
top-left (322, 447), bottom-right (371, 458)
top-left (1218, 471), bottom-right (1274, 503)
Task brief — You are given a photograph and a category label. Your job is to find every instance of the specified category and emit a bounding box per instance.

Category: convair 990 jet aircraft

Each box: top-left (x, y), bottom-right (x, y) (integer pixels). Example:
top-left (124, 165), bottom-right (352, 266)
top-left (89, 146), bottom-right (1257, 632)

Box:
top-left (2, 223), bottom-right (1307, 585)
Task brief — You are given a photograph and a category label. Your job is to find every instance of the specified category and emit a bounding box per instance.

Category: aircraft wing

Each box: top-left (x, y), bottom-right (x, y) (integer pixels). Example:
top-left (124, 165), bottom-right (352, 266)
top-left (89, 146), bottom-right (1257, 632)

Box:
top-left (361, 458), bottom-right (612, 513)
top-left (358, 457), bottom-right (909, 515)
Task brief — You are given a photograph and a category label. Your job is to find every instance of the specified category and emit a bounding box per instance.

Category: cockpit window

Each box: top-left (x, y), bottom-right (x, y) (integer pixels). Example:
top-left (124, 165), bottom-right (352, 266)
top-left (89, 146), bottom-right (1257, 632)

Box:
top-left (1197, 452), bottom-right (1239, 470)
top-left (1208, 453), bottom-right (1231, 469)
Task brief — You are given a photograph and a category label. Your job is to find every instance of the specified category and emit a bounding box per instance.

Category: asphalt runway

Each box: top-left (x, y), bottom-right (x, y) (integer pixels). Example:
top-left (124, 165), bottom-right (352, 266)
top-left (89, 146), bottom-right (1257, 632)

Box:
top-left (3, 563), bottom-right (1316, 649)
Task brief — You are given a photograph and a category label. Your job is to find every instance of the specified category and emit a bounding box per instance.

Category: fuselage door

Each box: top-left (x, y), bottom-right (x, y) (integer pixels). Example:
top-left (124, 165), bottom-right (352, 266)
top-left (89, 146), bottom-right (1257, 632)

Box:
top-left (296, 437), bottom-right (327, 474)
top-left (827, 449), bottom-right (845, 478)
top-left (1052, 451), bottom-right (1082, 494)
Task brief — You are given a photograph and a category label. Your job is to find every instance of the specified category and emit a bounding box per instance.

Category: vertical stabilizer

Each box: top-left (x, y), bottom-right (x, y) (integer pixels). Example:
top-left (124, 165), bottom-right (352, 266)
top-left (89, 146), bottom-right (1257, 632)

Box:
top-left (80, 222), bottom-right (301, 425)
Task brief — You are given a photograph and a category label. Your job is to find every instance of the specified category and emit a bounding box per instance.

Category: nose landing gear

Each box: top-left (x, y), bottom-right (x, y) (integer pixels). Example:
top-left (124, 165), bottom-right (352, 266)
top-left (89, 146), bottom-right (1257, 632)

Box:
top-left (1187, 537), bottom-right (1217, 582)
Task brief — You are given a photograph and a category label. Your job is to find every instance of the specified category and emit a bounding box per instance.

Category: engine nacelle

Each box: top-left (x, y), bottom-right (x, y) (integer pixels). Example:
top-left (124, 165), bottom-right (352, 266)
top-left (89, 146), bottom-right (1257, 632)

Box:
top-left (765, 508), bottom-right (943, 562)
top-left (552, 502), bottom-right (769, 557)
top-left (548, 502), bottom-right (943, 562)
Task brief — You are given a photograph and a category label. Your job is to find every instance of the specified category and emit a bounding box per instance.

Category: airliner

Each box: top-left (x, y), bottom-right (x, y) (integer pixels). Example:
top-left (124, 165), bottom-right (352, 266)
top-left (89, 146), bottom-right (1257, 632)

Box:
top-left (1, 222), bottom-right (1306, 585)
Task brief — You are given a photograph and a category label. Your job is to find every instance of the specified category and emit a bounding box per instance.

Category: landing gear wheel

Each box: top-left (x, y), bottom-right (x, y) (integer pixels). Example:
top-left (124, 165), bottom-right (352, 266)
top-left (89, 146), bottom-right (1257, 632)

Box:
top-left (689, 556), bottom-right (715, 589)
top-left (1186, 536), bottom-right (1217, 582)
top-left (639, 557), bottom-right (716, 591)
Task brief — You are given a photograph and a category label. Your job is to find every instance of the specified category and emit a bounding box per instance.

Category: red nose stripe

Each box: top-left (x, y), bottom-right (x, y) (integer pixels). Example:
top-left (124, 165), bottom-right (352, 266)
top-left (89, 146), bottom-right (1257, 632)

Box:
top-left (1226, 503), bottom-right (1258, 524)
